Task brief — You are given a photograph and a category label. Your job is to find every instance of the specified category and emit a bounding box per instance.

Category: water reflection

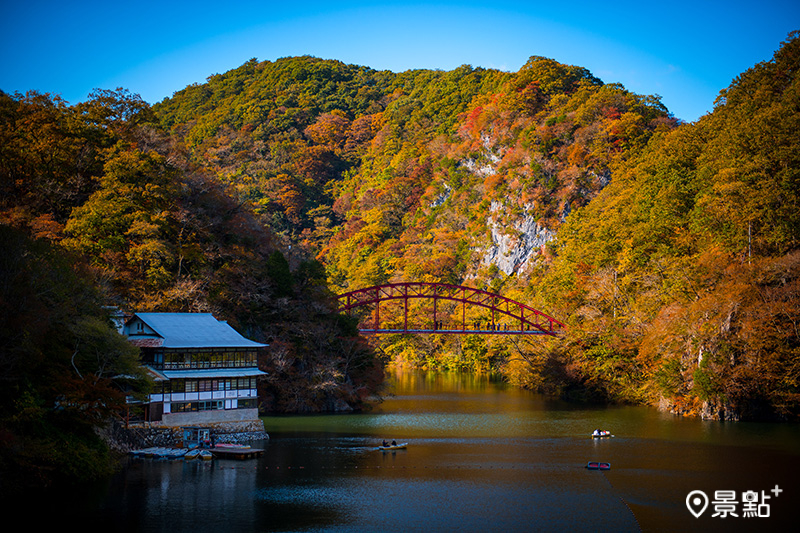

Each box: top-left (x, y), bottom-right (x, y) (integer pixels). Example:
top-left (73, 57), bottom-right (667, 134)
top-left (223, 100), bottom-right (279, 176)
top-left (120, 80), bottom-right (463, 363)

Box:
top-left (253, 370), bottom-right (798, 531)
top-left (20, 370), bottom-right (798, 532)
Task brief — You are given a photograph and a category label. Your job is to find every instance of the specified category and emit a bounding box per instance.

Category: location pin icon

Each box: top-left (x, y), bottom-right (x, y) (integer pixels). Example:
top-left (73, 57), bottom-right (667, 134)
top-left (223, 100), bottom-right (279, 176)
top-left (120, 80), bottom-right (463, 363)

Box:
top-left (686, 490), bottom-right (709, 518)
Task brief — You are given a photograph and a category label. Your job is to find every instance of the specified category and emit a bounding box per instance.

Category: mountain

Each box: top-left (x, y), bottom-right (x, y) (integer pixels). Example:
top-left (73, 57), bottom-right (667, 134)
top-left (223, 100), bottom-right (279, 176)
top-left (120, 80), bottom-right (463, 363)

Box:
top-left (153, 33), bottom-right (800, 421)
top-left (2, 31), bottom-right (798, 437)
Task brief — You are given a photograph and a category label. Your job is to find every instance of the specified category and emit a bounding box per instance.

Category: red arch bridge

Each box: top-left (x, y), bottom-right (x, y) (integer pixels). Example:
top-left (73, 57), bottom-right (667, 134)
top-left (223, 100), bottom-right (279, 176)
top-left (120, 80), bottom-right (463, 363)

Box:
top-left (337, 282), bottom-right (565, 336)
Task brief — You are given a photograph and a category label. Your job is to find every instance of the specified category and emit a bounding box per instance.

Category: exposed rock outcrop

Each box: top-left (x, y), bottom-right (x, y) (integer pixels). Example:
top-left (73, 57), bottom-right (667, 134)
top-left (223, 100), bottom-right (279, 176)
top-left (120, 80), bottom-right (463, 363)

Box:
top-left (483, 201), bottom-right (555, 275)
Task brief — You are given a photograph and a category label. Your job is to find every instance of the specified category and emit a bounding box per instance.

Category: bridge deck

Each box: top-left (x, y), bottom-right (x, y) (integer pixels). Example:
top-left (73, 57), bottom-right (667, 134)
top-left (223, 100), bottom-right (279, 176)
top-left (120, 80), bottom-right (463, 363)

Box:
top-left (358, 328), bottom-right (553, 335)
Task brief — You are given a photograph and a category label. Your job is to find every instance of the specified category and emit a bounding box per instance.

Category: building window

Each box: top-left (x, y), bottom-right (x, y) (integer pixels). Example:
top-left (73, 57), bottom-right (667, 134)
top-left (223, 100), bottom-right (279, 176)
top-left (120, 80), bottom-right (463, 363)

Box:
top-left (198, 400), bottom-right (223, 411)
top-left (171, 400), bottom-right (223, 412)
top-left (172, 402), bottom-right (190, 412)
top-left (238, 399), bottom-right (257, 409)
top-left (155, 349), bottom-right (259, 370)
top-left (165, 377), bottom-right (256, 395)
top-left (198, 379), bottom-right (219, 392)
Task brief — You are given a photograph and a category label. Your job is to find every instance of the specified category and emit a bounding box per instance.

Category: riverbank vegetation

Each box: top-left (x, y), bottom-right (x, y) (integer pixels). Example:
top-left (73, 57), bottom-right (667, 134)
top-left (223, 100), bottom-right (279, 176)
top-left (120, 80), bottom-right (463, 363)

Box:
top-left (0, 226), bottom-right (146, 490)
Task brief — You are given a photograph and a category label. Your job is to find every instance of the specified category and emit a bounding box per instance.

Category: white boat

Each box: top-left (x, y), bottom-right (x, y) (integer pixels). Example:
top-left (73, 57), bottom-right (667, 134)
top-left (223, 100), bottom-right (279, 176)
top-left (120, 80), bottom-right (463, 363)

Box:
top-left (166, 448), bottom-right (188, 459)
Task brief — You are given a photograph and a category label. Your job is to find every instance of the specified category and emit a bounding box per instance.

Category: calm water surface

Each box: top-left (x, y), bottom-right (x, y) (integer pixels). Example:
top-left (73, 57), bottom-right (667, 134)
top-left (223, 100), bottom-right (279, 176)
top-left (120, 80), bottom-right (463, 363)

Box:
top-left (36, 371), bottom-right (800, 531)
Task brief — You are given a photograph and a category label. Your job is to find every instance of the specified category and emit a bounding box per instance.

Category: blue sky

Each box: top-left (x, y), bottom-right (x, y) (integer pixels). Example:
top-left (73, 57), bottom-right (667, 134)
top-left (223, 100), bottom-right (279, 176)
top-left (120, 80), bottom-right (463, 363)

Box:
top-left (1, 1), bottom-right (797, 122)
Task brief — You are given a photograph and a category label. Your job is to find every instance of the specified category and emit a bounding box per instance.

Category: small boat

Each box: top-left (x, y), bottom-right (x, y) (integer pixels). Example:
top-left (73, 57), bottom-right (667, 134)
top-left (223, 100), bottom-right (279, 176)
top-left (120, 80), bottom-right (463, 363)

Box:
top-left (591, 431), bottom-right (613, 438)
top-left (586, 461), bottom-right (611, 470)
top-left (199, 450), bottom-right (213, 461)
top-left (378, 442), bottom-right (408, 451)
top-left (184, 448), bottom-right (201, 460)
top-left (129, 447), bottom-right (155, 457)
top-left (144, 448), bottom-right (161, 458)
top-left (131, 447), bottom-right (187, 459)
top-left (154, 447), bottom-right (179, 459)
top-left (156, 448), bottom-right (186, 459)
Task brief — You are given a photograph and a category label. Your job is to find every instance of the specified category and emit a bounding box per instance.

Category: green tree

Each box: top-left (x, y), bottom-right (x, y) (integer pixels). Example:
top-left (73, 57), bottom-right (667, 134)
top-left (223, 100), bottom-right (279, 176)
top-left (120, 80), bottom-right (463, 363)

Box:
top-left (64, 144), bottom-right (178, 292)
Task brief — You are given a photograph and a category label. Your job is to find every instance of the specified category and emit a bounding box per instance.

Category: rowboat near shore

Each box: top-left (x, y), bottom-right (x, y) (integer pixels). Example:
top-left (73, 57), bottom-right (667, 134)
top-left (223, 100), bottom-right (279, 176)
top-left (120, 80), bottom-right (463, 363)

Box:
top-left (183, 448), bottom-right (201, 460)
top-left (131, 444), bottom-right (263, 460)
top-left (129, 447), bottom-right (188, 459)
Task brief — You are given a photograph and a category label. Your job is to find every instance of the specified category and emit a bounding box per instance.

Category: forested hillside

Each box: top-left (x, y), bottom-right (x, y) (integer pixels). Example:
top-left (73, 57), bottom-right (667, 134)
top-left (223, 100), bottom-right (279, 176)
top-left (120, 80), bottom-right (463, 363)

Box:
top-left (152, 54), bottom-right (674, 365)
top-left (153, 33), bottom-right (799, 421)
top-left (2, 31), bottom-right (798, 492)
top-left (541, 32), bottom-right (800, 420)
top-left (0, 86), bottom-right (383, 489)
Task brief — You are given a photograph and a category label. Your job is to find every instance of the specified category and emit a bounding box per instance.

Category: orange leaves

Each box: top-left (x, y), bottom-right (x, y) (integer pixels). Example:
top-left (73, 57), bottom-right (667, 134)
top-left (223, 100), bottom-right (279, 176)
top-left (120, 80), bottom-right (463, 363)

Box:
top-left (293, 145), bottom-right (336, 183)
top-left (504, 81), bottom-right (546, 115)
top-left (275, 178), bottom-right (305, 224)
top-left (482, 172), bottom-right (505, 194)
top-left (566, 143), bottom-right (589, 167)
top-left (345, 113), bottom-right (382, 151)
top-left (304, 111), bottom-right (350, 149)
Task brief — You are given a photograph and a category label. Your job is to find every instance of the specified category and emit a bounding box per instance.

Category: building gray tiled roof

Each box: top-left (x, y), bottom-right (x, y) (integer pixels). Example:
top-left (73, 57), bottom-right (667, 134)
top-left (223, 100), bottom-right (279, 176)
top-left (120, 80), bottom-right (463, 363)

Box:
top-left (129, 313), bottom-right (267, 349)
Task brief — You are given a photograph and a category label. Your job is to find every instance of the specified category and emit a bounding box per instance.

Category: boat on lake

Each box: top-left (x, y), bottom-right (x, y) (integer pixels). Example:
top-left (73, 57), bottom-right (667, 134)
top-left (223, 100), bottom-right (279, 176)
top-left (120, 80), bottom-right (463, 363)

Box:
top-left (129, 447), bottom-right (156, 457)
top-left (164, 448), bottom-right (187, 459)
top-left (130, 447), bottom-right (188, 459)
top-left (586, 461), bottom-right (611, 470)
top-left (378, 442), bottom-right (408, 451)
top-left (210, 446), bottom-right (264, 460)
top-left (184, 448), bottom-right (201, 460)
top-left (591, 430), bottom-right (613, 438)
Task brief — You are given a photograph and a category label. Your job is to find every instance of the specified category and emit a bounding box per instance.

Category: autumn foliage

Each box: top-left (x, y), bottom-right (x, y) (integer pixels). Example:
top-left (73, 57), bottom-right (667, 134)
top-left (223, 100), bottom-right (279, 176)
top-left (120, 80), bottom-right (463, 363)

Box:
top-left (146, 35), bottom-right (800, 420)
top-left (1, 32), bottom-right (798, 493)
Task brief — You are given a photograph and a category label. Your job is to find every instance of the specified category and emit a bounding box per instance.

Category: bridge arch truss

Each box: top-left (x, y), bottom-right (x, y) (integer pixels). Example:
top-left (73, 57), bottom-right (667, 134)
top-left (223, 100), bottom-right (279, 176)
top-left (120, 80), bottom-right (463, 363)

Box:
top-left (337, 282), bottom-right (564, 336)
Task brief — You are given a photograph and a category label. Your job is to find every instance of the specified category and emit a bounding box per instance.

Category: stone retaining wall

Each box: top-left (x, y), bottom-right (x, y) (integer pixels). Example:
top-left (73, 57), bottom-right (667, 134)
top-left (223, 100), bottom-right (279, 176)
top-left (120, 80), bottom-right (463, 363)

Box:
top-left (103, 419), bottom-right (268, 452)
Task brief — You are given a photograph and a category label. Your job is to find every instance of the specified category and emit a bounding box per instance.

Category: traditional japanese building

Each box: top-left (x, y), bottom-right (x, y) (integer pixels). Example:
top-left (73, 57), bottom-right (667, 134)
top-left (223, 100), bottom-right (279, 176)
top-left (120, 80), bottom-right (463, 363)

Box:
top-left (123, 312), bottom-right (267, 427)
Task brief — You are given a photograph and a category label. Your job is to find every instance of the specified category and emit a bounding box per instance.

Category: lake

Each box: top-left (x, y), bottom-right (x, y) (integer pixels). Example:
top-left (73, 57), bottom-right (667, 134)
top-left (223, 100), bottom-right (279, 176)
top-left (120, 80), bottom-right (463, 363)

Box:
top-left (32, 371), bottom-right (799, 531)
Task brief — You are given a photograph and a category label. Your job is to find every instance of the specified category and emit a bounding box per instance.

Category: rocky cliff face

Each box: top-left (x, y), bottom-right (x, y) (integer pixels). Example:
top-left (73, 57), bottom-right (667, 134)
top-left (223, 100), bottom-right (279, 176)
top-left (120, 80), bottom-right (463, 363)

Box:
top-left (482, 201), bottom-right (555, 275)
